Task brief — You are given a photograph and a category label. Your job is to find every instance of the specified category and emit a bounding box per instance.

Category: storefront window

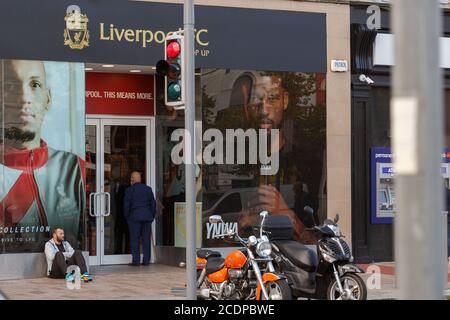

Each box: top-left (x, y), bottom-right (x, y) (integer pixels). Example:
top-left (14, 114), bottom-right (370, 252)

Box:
top-left (154, 69), bottom-right (326, 248)
top-left (200, 69), bottom-right (327, 247)
top-left (154, 72), bottom-right (202, 246)
top-left (0, 59), bottom-right (85, 253)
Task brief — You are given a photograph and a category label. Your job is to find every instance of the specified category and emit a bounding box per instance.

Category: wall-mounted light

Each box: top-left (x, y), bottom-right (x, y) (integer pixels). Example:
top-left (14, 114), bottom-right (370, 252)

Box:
top-left (102, 64), bottom-right (114, 68)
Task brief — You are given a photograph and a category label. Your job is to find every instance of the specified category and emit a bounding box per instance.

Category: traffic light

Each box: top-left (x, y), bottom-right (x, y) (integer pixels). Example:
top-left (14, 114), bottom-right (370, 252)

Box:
top-left (156, 32), bottom-right (185, 109)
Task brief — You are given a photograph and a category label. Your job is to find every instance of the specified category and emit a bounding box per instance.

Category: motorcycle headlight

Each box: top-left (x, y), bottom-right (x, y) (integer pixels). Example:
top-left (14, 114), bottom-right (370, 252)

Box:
top-left (319, 244), bottom-right (337, 263)
top-left (256, 241), bottom-right (272, 257)
top-left (322, 251), bottom-right (337, 263)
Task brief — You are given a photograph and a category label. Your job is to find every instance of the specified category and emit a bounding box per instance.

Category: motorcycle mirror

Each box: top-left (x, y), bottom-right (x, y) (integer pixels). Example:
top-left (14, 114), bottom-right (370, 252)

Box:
top-left (334, 214), bottom-right (340, 223)
top-left (303, 206), bottom-right (314, 216)
top-left (302, 206), bottom-right (316, 228)
top-left (259, 210), bottom-right (269, 217)
top-left (209, 215), bottom-right (223, 224)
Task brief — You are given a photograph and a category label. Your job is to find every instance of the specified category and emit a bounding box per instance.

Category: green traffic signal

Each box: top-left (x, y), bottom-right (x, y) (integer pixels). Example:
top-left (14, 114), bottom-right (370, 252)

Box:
top-left (168, 81), bottom-right (181, 101)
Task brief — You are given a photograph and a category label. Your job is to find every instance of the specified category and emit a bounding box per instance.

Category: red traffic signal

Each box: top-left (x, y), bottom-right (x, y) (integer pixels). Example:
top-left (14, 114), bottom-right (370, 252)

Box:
top-left (167, 40), bottom-right (181, 59)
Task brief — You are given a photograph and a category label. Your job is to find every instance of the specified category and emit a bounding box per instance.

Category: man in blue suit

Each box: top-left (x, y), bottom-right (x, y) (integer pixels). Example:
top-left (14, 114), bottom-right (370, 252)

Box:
top-left (124, 171), bottom-right (156, 266)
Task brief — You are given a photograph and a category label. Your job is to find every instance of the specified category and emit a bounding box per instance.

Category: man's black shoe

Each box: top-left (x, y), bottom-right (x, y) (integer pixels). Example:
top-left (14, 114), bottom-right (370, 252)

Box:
top-left (141, 262), bottom-right (150, 266)
top-left (128, 263), bottom-right (140, 266)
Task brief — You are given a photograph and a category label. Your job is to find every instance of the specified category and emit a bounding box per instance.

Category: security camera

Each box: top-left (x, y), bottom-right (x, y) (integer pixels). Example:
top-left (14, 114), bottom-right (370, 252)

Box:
top-left (359, 74), bottom-right (375, 85)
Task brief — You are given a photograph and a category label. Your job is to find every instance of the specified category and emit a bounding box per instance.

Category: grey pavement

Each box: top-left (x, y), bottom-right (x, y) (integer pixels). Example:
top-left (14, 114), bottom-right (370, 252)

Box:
top-left (0, 264), bottom-right (186, 300)
top-left (0, 263), bottom-right (448, 300)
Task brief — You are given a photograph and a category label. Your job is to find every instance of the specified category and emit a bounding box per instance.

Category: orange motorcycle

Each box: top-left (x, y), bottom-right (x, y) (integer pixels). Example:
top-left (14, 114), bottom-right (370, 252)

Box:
top-left (196, 212), bottom-right (291, 300)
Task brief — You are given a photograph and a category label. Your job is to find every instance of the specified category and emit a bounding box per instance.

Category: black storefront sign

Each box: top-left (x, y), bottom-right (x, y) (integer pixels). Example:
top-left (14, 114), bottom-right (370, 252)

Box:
top-left (0, 0), bottom-right (326, 72)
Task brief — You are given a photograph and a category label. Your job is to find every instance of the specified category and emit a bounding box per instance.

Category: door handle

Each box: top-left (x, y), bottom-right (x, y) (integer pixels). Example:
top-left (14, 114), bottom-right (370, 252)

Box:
top-left (89, 192), bottom-right (96, 217)
top-left (103, 192), bottom-right (111, 217)
top-left (94, 193), bottom-right (102, 217)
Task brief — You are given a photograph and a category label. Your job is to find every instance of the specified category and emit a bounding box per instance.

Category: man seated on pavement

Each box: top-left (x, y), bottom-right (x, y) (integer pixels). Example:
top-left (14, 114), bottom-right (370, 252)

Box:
top-left (44, 227), bottom-right (91, 281)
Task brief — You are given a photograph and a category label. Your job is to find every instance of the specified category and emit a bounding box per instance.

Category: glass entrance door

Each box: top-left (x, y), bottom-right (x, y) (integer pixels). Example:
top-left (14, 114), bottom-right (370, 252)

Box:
top-left (85, 117), bottom-right (153, 265)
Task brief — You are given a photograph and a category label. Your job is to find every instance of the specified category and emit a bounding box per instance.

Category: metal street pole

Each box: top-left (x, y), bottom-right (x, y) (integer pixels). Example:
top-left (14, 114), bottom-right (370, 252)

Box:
top-left (392, 0), bottom-right (445, 299)
top-left (184, 0), bottom-right (197, 300)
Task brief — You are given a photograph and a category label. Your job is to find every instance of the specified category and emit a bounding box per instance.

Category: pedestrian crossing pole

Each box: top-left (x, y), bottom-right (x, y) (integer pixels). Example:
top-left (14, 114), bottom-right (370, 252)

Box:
top-left (392, 0), bottom-right (446, 299)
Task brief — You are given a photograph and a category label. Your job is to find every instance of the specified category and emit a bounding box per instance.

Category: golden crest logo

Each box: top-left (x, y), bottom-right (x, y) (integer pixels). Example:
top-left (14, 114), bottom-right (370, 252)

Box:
top-left (64, 5), bottom-right (90, 50)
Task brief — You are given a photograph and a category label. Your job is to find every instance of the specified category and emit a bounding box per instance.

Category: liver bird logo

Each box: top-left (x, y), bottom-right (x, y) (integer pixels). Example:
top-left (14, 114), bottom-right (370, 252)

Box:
top-left (64, 5), bottom-right (90, 50)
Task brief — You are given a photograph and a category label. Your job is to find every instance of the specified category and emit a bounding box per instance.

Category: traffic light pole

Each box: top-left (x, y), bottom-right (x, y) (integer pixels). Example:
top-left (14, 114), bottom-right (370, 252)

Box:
top-left (184, 0), bottom-right (197, 300)
top-left (392, 0), bottom-right (445, 299)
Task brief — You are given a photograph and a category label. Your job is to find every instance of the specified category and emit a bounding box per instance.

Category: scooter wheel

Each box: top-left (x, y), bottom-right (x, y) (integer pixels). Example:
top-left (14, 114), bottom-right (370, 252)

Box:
top-left (327, 273), bottom-right (367, 300)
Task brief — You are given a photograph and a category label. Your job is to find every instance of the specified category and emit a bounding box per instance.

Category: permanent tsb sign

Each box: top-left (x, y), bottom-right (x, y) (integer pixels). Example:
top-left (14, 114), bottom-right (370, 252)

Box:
top-left (0, 0), bottom-right (326, 72)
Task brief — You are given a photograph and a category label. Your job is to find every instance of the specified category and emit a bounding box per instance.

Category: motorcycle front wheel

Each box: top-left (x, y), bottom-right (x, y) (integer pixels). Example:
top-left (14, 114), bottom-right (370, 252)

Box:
top-left (327, 273), bottom-right (367, 300)
top-left (262, 280), bottom-right (292, 300)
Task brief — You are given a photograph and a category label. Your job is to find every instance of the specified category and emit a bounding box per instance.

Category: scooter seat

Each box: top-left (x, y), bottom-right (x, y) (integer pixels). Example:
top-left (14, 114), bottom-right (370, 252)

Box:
top-left (197, 249), bottom-right (221, 259)
top-left (274, 240), bottom-right (318, 272)
top-left (205, 257), bottom-right (225, 275)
